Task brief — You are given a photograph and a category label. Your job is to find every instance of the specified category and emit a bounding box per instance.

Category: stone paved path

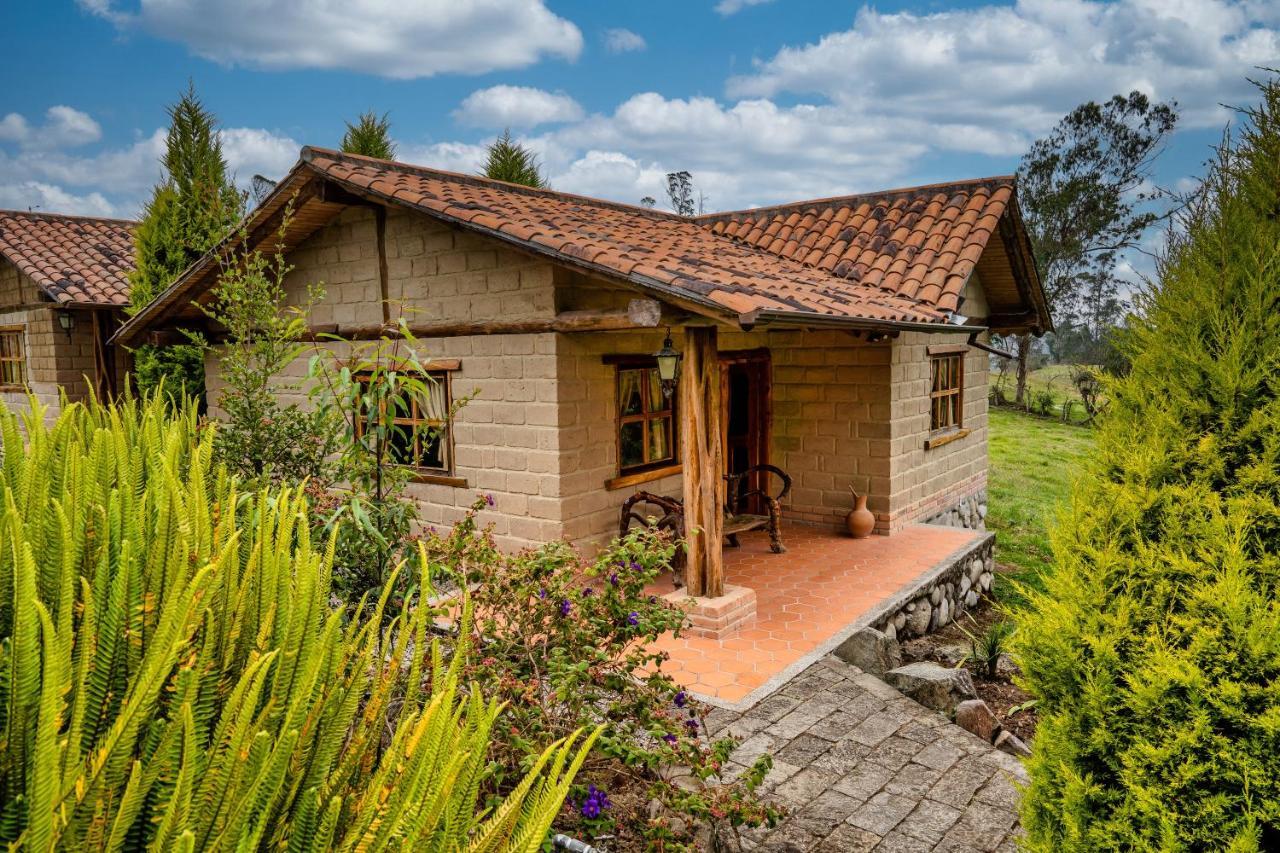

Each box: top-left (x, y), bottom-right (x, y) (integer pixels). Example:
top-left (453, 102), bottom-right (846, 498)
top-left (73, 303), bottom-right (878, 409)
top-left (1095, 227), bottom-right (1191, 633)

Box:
top-left (706, 655), bottom-right (1026, 852)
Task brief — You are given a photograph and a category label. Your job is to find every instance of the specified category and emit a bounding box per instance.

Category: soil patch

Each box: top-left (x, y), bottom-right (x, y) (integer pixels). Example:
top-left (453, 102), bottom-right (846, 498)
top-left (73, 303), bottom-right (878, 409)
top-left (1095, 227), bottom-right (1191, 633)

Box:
top-left (898, 591), bottom-right (1038, 743)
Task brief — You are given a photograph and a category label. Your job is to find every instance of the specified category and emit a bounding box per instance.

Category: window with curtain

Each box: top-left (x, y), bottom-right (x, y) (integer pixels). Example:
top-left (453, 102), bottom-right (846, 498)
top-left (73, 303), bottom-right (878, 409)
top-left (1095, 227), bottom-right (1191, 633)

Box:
top-left (0, 327), bottom-right (27, 389)
top-left (617, 363), bottom-right (676, 473)
top-left (357, 369), bottom-right (453, 473)
top-left (929, 353), bottom-right (964, 432)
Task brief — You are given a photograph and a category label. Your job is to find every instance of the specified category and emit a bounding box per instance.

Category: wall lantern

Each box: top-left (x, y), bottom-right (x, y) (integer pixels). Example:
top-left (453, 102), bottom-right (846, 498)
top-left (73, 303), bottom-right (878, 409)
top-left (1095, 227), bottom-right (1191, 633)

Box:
top-left (653, 327), bottom-right (681, 399)
top-left (57, 310), bottom-right (75, 340)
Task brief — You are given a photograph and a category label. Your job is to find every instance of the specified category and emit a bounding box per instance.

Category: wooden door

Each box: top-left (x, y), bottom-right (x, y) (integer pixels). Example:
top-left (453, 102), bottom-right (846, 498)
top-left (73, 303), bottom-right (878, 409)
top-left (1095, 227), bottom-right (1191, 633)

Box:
top-left (720, 349), bottom-right (771, 515)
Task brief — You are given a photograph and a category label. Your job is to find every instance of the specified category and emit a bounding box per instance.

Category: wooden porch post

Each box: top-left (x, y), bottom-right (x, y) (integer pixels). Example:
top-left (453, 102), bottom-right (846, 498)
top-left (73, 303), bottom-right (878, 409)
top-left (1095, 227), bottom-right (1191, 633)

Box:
top-left (681, 325), bottom-right (724, 598)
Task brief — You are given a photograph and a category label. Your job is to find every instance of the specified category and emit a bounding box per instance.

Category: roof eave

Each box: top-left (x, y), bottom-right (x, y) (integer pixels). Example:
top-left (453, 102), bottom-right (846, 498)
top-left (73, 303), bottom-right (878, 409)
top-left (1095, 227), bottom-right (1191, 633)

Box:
top-left (738, 308), bottom-right (981, 336)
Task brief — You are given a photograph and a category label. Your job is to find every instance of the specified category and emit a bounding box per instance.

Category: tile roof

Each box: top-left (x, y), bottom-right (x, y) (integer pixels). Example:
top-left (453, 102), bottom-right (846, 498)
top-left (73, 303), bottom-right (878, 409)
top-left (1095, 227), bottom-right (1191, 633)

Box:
top-left (302, 148), bottom-right (953, 328)
top-left (0, 210), bottom-right (136, 306)
top-left (115, 146), bottom-right (1049, 344)
top-left (699, 178), bottom-right (1017, 315)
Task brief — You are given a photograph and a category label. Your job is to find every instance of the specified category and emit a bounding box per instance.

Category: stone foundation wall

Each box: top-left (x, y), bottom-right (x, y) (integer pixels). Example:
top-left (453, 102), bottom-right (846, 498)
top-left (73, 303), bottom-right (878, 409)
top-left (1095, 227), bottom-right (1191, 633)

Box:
top-left (921, 486), bottom-right (988, 531)
top-left (871, 532), bottom-right (995, 642)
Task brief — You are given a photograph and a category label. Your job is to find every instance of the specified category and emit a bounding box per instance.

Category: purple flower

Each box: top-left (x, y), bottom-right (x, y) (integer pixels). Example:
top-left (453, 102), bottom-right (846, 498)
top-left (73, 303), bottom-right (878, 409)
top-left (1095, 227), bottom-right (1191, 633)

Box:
top-left (484, 493), bottom-right (495, 506)
top-left (662, 733), bottom-right (678, 745)
top-left (674, 691), bottom-right (687, 708)
top-left (626, 611), bottom-right (639, 626)
top-left (581, 587), bottom-right (594, 598)
top-left (559, 599), bottom-right (572, 616)
top-left (580, 784), bottom-right (611, 820)
top-left (629, 560), bottom-right (641, 571)
top-left (648, 595), bottom-right (657, 604)
top-left (538, 588), bottom-right (547, 599)
top-left (608, 572), bottom-right (619, 587)
top-left (684, 718), bottom-right (700, 735)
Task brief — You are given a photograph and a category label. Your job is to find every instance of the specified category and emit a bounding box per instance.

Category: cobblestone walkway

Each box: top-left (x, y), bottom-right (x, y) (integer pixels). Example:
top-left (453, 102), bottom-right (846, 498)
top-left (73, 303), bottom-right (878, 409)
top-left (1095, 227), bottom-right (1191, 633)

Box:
top-left (707, 656), bottom-right (1026, 852)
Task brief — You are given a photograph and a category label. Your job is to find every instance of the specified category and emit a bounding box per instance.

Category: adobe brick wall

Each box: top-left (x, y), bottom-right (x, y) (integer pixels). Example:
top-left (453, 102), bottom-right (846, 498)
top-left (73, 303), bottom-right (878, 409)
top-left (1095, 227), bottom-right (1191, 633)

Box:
top-left (886, 329), bottom-right (990, 530)
top-left (208, 205), bottom-right (569, 552)
top-left (556, 318), bottom-right (895, 550)
top-left (0, 260), bottom-right (100, 417)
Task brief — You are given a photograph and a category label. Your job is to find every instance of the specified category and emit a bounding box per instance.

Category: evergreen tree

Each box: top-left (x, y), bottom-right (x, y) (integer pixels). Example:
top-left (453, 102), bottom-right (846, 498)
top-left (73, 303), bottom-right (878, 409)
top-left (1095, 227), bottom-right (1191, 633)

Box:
top-left (1013, 80), bottom-right (1280, 851)
top-left (481, 130), bottom-right (546, 188)
top-left (341, 110), bottom-right (396, 159)
top-left (129, 83), bottom-right (244, 399)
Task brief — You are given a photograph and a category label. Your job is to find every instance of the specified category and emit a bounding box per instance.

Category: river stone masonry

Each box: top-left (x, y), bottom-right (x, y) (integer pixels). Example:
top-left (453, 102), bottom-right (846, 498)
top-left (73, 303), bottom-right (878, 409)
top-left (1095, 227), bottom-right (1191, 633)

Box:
top-left (872, 532), bottom-right (996, 642)
top-left (923, 489), bottom-right (988, 532)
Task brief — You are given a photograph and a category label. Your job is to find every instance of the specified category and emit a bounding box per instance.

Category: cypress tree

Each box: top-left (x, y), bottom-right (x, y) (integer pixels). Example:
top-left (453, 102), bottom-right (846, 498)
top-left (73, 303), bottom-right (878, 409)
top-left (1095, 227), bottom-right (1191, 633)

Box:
top-left (481, 130), bottom-right (546, 188)
top-left (341, 111), bottom-right (396, 159)
top-left (1013, 80), bottom-right (1280, 851)
top-left (129, 83), bottom-right (244, 399)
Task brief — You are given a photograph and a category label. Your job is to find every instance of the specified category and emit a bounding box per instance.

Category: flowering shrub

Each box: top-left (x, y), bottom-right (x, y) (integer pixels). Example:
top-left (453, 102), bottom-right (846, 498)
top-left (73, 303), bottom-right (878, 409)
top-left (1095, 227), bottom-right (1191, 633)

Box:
top-left (423, 497), bottom-right (780, 850)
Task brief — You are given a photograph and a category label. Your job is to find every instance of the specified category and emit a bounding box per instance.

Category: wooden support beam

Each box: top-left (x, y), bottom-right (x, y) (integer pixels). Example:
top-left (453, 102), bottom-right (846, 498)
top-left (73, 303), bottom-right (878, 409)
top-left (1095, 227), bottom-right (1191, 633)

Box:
top-left (307, 299), bottom-right (663, 341)
top-left (680, 325), bottom-right (724, 598)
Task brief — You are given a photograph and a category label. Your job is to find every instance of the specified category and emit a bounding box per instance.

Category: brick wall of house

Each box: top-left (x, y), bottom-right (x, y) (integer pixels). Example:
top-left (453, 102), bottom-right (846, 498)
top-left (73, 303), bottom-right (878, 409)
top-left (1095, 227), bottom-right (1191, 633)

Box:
top-left (555, 320), bottom-right (895, 549)
top-left (0, 260), bottom-right (100, 416)
top-left (887, 329), bottom-right (990, 529)
top-left (209, 205), bottom-right (569, 551)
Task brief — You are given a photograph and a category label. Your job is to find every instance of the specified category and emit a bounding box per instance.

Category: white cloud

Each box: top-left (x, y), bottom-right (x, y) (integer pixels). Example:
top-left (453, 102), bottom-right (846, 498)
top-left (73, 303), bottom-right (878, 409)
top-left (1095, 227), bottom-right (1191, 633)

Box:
top-left (79, 0), bottom-right (583, 79)
top-left (0, 182), bottom-right (116, 218)
top-left (0, 106), bottom-right (101, 149)
top-left (603, 28), bottom-right (646, 53)
top-left (0, 107), bottom-right (300, 219)
top-left (454, 86), bottom-right (584, 129)
top-left (714, 0), bottom-right (776, 16)
top-left (729, 0), bottom-right (1280, 133)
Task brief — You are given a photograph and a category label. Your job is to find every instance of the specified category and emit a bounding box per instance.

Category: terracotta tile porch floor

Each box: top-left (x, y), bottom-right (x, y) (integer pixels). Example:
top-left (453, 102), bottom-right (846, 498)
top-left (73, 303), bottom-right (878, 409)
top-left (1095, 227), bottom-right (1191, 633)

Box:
top-left (648, 522), bottom-right (983, 708)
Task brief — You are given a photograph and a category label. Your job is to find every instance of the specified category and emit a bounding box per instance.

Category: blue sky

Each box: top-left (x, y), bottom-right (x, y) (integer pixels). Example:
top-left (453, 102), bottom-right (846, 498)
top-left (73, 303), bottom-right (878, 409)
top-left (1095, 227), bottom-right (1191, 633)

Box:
top-left (3, 0), bottom-right (1278, 264)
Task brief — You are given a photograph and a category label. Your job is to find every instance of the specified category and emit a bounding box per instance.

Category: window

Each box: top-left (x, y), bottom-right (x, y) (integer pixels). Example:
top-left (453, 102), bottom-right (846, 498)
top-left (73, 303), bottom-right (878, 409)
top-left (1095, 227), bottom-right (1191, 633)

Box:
top-left (356, 370), bottom-right (453, 474)
top-left (0, 327), bottom-right (26, 389)
top-left (930, 353), bottom-right (963, 432)
top-left (617, 363), bottom-right (676, 473)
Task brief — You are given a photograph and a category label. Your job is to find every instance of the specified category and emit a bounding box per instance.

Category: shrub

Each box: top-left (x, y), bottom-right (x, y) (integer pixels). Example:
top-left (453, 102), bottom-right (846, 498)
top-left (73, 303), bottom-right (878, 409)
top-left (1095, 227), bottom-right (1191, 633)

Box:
top-left (0, 395), bottom-right (595, 850)
top-left (1012, 81), bottom-right (1280, 851)
top-left (424, 498), bottom-right (780, 851)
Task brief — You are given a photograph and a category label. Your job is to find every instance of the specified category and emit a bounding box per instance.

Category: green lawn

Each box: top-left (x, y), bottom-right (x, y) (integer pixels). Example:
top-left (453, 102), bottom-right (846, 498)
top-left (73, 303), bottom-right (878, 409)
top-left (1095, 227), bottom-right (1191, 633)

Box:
top-left (985, 407), bottom-right (1094, 609)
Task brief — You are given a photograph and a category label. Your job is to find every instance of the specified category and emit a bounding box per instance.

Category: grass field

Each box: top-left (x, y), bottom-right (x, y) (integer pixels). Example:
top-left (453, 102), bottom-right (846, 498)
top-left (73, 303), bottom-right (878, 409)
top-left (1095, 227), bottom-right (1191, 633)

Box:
top-left (991, 364), bottom-right (1095, 423)
top-left (985, 407), bottom-right (1095, 609)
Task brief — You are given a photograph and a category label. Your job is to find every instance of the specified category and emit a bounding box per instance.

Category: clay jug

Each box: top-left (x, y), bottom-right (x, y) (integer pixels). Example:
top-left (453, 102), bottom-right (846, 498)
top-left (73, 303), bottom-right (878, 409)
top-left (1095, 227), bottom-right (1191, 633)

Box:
top-left (846, 487), bottom-right (875, 538)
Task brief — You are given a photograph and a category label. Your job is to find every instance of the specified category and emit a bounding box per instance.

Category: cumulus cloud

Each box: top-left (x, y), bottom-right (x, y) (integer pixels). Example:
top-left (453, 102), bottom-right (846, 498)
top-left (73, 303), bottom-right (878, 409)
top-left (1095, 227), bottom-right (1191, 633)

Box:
top-left (603, 28), bottom-right (646, 53)
top-left (714, 0), bottom-right (776, 16)
top-left (0, 106), bottom-right (102, 149)
top-left (454, 86), bottom-right (584, 128)
top-left (0, 182), bottom-right (116, 218)
top-left (729, 0), bottom-right (1280, 134)
top-left (0, 107), bottom-right (300, 218)
top-left (78, 0), bottom-right (583, 79)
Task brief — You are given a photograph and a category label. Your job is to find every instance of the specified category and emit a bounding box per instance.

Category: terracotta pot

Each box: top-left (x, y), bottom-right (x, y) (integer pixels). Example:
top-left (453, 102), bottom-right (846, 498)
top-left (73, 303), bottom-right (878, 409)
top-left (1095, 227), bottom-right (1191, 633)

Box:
top-left (846, 488), bottom-right (875, 538)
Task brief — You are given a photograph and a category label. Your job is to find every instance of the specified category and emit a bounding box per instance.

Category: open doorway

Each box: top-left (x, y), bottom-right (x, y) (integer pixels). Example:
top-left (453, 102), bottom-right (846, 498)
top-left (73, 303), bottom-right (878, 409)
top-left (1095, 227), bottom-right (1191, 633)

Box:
top-left (720, 349), bottom-right (771, 514)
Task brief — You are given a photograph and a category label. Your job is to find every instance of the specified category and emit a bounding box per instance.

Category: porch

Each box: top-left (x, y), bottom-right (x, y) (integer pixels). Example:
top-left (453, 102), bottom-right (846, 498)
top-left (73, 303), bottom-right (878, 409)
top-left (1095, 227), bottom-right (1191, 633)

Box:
top-left (649, 521), bottom-right (987, 708)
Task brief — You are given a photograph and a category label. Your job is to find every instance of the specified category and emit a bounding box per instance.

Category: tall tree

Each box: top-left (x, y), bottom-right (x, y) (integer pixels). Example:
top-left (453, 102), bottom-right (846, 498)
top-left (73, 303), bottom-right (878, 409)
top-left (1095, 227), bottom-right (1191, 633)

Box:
top-left (129, 83), bottom-right (244, 399)
top-left (341, 111), bottom-right (396, 159)
top-left (664, 170), bottom-right (706, 216)
top-left (481, 130), bottom-right (545, 188)
top-left (1013, 91), bottom-right (1177, 404)
top-left (1012, 78), bottom-right (1280, 851)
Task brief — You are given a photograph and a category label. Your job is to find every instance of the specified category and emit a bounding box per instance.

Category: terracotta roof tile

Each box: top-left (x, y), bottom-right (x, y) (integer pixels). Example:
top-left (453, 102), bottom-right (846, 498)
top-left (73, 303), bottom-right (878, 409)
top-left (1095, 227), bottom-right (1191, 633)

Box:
top-left (699, 179), bottom-right (1017, 316)
top-left (302, 148), bottom-right (951, 327)
top-left (0, 210), bottom-right (135, 306)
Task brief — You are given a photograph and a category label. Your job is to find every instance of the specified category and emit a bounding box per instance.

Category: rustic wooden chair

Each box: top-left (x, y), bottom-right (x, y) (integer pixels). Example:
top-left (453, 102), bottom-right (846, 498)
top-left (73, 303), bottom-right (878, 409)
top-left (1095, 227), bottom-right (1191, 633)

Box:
top-left (723, 464), bottom-right (791, 554)
top-left (618, 491), bottom-right (688, 582)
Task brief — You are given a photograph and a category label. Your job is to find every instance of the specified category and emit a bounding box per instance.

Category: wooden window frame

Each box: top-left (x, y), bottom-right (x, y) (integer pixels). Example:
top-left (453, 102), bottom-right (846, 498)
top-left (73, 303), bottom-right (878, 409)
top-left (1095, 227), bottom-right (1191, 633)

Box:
top-left (0, 326), bottom-right (28, 391)
top-left (606, 355), bottom-right (679, 487)
top-left (929, 352), bottom-right (964, 435)
top-left (354, 363), bottom-right (467, 487)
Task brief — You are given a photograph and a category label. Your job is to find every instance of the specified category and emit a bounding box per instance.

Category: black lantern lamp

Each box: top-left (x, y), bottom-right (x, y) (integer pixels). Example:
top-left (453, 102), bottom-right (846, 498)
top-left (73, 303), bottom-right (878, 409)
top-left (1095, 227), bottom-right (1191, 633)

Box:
top-left (57, 310), bottom-right (75, 340)
top-left (654, 327), bottom-right (681, 399)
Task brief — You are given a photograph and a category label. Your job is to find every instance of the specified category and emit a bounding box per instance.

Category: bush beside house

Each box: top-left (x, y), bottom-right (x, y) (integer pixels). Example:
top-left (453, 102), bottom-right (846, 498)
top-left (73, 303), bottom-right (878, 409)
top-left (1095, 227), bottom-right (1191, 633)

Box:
top-left (1013, 81), bottom-right (1280, 851)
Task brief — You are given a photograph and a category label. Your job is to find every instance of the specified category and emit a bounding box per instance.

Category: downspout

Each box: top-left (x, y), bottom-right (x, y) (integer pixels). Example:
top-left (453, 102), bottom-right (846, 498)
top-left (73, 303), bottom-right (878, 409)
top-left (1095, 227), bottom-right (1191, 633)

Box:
top-left (967, 330), bottom-right (1014, 359)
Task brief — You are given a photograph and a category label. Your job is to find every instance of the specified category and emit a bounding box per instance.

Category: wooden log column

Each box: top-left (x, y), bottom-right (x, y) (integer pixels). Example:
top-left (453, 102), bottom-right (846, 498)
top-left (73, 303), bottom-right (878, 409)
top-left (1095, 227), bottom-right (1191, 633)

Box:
top-left (681, 325), bottom-right (725, 598)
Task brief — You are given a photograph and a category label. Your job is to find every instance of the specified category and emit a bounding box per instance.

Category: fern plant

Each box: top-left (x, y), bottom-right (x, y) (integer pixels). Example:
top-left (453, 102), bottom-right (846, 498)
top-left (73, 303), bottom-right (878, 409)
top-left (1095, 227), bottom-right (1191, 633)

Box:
top-left (0, 394), bottom-right (596, 851)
